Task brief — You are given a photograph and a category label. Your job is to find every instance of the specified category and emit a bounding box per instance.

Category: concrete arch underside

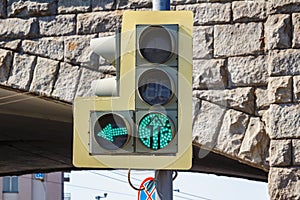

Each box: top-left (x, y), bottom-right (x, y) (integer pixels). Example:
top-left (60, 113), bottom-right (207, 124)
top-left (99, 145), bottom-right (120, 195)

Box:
top-left (0, 86), bottom-right (267, 182)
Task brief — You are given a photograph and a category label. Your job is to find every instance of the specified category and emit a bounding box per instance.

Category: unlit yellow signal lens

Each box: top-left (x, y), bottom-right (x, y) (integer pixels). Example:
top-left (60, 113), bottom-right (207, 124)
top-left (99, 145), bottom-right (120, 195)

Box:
top-left (138, 69), bottom-right (173, 105)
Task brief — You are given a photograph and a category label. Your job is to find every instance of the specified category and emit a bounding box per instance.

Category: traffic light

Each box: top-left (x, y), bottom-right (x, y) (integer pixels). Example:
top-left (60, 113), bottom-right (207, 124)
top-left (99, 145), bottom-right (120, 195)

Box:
top-left (135, 24), bottom-right (178, 154)
top-left (73, 11), bottom-right (193, 170)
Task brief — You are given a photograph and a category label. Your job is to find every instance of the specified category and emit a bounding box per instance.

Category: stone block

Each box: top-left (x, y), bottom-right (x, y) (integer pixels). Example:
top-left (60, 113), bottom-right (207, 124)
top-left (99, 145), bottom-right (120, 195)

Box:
top-left (261, 109), bottom-right (271, 135)
top-left (214, 23), bottom-right (263, 57)
top-left (265, 14), bottom-right (292, 50)
top-left (39, 15), bottom-right (76, 37)
top-left (172, 0), bottom-right (195, 5)
top-left (0, 40), bottom-right (21, 51)
top-left (233, 1), bottom-right (266, 22)
top-left (239, 117), bottom-right (269, 167)
top-left (269, 104), bottom-right (300, 139)
top-left (7, 0), bottom-right (56, 17)
top-left (64, 35), bottom-right (100, 67)
top-left (77, 12), bottom-right (122, 35)
top-left (192, 99), bottom-right (226, 150)
top-left (117, 0), bottom-right (152, 9)
top-left (29, 57), bottom-right (59, 96)
top-left (268, 0), bottom-right (300, 14)
top-left (92, 0), bottom-right (115, 11)
top-left (228, 56), bottom-right (268, 87)
top-left (255, 88), bottom-right (270, 110)
top-left (76, 68), bottom-right (108, 97)
top-left (293, 13), bottom-right (300, 48)
top-left (194, 87), bottom-right (255, 115)
top-left (293, 139), bottom-right (300, 165)
top-left (196, 3), bottom-right (231, 25)
top-left (268, 49), bottom-right (300, 76)
top-left (22, 38), bottom-right (64, 61)
top-left (269, 140), bottom-right (292, 166)
top-left (193, 26), bottom-right (213, 59)
top-left (193, 59), bottom-right (226, 89)
top-left (177, 3), bottom-right (231, 25)
top-left (0, 18), bottom-right (38, 40)
top-left (58, 0), bottom-right (91, 14)
top-left (0, 50), bottom-right (13, 84)
top-left (294, 76), bottom-right (300, 102)
top-left (197, 0), bottom-right (230, 2)
top-left (7, 53), bottom-right (36, 90)
top-left (268, 76), bottom-right (292, 104)
top-left (0, 0), bottom-right (6, 17)
top-left (52, 63), bottom-right (80, 102)
top-left (98, 64), bottom-right (116, 75)
top-left (268, 168), bottom-right (300, 200)
top-left (216, 109), bottom-right (250, 157)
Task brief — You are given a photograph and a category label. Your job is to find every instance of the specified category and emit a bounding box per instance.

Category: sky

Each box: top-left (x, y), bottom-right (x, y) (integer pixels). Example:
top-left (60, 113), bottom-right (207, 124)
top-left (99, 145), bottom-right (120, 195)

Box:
top-left (64, 170), bottom-right (269, 200)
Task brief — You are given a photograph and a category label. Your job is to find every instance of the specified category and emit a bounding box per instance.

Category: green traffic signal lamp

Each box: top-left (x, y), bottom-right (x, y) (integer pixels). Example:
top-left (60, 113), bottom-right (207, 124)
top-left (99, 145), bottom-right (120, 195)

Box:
top-left (138, 112), bottom-right (174, 150)
top-left (90, 111), bottom-right (134, 154)
top-left (94, 113), bottom-right (128, 150)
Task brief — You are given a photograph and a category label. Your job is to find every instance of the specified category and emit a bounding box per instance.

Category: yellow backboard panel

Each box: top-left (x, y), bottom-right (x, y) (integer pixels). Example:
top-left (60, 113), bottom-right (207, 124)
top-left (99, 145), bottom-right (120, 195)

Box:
top-left (73, 11), bottom-right (193, 170)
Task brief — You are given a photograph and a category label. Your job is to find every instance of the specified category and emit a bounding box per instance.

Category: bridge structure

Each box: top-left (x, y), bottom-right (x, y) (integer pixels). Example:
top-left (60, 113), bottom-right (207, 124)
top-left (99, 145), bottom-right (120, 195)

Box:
top-left (0, 0), bottom-right (299, 199)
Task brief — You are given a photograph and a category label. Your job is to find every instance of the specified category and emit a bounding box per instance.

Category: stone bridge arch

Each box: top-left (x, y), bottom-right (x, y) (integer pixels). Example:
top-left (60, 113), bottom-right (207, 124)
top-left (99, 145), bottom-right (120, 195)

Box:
top-left (0, 0), bottom-right (299, 199)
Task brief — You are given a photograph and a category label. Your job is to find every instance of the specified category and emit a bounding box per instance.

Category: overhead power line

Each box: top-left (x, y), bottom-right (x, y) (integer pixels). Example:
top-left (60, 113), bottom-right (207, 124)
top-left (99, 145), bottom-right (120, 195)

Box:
top-left (19, 174), bottom-right (135, 197)
top-left (94, 170), bottom-right (212, 200)
top-left (88, 171), bottom-right (129, 184)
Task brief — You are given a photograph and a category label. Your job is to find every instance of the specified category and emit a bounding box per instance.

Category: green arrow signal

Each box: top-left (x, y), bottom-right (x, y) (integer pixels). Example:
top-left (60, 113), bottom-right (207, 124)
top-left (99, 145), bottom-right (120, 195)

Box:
top-left (97, 124), bottom-right (128, 142)
top-left (138, 113), bottom-right (173, 150)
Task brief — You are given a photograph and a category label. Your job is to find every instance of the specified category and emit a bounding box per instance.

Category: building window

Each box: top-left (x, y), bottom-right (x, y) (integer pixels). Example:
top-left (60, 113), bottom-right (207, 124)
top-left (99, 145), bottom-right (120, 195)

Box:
top-left (64, 193), bottom-right (71, 200)
top-left (3, 176), bottom-right (18, 193)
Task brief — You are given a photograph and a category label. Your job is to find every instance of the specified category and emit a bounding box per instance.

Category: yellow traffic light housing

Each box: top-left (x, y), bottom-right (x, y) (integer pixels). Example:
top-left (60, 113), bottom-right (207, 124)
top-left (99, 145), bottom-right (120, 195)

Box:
top-left (73, 11), bottom-right (193, 170)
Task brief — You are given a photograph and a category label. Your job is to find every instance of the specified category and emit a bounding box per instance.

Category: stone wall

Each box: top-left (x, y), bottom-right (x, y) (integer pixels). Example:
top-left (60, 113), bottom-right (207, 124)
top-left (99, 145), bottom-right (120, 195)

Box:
top-left (0, 0), bottom-right (299, 199)
top-left (188, 1), bottom-right (300, 199)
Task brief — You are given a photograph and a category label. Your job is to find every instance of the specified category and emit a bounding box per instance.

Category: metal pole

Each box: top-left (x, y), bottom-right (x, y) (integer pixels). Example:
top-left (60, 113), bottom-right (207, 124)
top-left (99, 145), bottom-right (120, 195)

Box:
top-left (153, 0), bottom-right (170, 11)
top-left (155, 170), bottom-right (173, 200)
top-left (153, 0), bottom-right (172, 199)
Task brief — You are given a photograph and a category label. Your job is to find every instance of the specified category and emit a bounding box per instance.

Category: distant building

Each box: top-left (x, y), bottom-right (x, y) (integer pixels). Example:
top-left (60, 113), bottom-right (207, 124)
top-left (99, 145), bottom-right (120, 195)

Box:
top-left (0, 172), bottom-right (65, 200)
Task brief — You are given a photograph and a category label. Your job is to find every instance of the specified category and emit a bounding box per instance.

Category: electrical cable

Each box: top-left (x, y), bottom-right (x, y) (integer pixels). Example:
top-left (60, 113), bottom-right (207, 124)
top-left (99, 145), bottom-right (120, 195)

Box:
top-left (127, 169), bottom-right (145, 191)
top-left (18, 171), bottom-right (212, 200)
top-left (64, 182), bottom-right (135, 197)
top-left (0, 87), bottom-right (211, 200)
top-left (177, 191), bottom-right (212, 200)
top-left (18, 174), bottom-right (136, 197)
top-left (174, 194), bottom-right (197, 200)
top-left (173, 170), bottom-right (178, 181)
top-left (110, 170), bottom-right (142, 182)
top-left (88, 171), bottom-right (128, 184)
top-left (0, 146), bottom-right (212, 200)
top-left (88, 171), bottom-right (197, 199)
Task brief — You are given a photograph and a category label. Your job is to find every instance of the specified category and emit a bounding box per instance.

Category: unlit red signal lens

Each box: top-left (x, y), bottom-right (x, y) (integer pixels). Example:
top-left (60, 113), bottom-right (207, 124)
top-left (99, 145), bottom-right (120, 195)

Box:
top-left (139, 26), bottom-right (173, 64)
